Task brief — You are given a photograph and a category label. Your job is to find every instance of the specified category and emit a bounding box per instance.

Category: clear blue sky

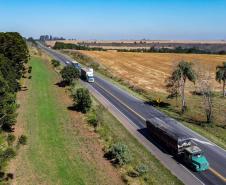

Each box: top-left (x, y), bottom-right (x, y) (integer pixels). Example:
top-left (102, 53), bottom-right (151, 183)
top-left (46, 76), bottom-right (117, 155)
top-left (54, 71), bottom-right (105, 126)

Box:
top-left (0, 0), bottom-right (225, 40)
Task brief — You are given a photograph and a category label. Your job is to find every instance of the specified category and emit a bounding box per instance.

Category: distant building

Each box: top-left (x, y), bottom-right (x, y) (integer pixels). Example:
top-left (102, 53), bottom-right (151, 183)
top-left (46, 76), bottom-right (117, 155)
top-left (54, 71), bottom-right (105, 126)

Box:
top-left (39, 35), bottom-right (65, 41)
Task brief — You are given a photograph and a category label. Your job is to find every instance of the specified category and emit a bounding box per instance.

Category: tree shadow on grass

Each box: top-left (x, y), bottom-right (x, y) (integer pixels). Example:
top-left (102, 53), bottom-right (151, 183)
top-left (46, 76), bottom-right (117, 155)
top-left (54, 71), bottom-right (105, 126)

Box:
top-left (67, 104), bottom-right (85, 114)
top-left (144, 100), bottom-right (170, 108)
top-left (55, 81), bottom-right (67, 88)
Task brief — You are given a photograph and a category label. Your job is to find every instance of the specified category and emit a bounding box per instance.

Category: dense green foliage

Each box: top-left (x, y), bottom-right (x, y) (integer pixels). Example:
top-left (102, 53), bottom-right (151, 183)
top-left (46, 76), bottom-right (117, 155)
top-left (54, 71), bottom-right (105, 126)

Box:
top-left (106, 142), bottom-right (132, 166)
top-left (51, 59), bottom-right (60, 67)
top-left (72, 88), bottom-right (92, 113)
top-left (60, 65), bottom-right (80, 85)
top-left (53, 42), bottom-right (106, 51)
top-left (0, 32), bottom-right (29, 131)
top-left (0, 32), bottom-right (29, 79)
top-left (117, 46), bottom-right (226, 55)
top-left (0, 32), bottom-right (29, 180)
top-left (216, 62), bottom-right (226, 96)
top-left (18, 135), bottom-right (27, 145)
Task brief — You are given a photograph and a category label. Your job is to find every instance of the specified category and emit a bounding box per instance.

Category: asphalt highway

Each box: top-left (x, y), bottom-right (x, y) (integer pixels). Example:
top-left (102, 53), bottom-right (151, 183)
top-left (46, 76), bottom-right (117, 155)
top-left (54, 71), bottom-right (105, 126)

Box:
top-left (38, 43), bottom-right (226, 185)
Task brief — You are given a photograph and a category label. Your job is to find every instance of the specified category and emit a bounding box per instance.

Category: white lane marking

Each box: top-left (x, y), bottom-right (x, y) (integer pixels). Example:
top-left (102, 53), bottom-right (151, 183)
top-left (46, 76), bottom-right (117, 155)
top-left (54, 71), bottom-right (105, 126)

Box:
top-left (190, 138), bottom-right (214, 146)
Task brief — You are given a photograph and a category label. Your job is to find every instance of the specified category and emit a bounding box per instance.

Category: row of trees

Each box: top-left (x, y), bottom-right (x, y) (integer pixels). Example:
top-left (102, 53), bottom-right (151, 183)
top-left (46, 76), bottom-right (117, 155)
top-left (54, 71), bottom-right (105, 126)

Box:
top-left (53, 42), bottom-right (106, 51)
top-left (117, 46), bottom-right (226, 55)
top-left (167, 61), bottom-right (226, 123)
top-left (58, 64), bottom-right (92, 113)
top-left (0, 32), bottom-right (29, 131)
top-left (0, 32), bottom-right (29, 180)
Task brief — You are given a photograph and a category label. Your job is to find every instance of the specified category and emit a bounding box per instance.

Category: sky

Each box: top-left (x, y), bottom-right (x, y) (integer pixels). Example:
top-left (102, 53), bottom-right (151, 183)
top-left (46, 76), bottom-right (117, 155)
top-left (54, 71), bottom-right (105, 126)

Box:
top-left (0, 0), bottom-right (226, 40)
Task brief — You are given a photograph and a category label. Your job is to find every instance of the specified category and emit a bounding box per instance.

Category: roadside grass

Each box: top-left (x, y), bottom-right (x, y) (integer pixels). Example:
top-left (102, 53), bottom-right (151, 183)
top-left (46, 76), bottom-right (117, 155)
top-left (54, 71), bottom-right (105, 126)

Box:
top-left (14, 56), bottom-right (123, 185)
top-left (63, 50), bottom-right (226, 150)
top-left (84, 96), bottom-right (183, 185)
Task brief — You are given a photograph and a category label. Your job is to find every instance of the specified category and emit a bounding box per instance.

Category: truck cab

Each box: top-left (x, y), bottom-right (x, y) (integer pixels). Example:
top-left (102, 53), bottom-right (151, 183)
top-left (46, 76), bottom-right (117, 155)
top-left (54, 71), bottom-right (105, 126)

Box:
top-left (87, 74), bottom-right (95, 83)
top-left (183, 146), bottom-right (209, 172)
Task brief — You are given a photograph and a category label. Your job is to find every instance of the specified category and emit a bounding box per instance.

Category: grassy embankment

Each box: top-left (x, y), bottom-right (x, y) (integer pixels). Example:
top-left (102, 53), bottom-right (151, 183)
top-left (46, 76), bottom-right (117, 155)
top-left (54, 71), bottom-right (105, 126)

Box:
top-left (62, 50), bottom-right (226, 150)
top-left (12, 55), bottom-right (123, 185)
top-left (12, 49), bottom-right (182, 185)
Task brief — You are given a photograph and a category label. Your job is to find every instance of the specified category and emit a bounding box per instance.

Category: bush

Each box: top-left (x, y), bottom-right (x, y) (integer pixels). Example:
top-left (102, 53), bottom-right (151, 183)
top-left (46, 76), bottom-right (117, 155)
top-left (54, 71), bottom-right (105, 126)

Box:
top-left (0, 148), bottom-right (16, 161)
top-left (60, 66), bottom-right (80, 85)
top-left (135, 163), bottom-right (149, 176)
top-left (72, 88), bottom-right (92, 113)
top-left (18, 135), bottom-right (27, 145)
top-left (106, 142), bottom-right (132, 166)
top-left (51, 59), bottom-right (60, 67)
top-left (7, 134), bottom-right (16, 146)
top-left (88, 112), bottom-right (98, 128)
top-left (28, 66), bottom-right (32, 73)
top-left (87, 105), bottom-right (104, 129)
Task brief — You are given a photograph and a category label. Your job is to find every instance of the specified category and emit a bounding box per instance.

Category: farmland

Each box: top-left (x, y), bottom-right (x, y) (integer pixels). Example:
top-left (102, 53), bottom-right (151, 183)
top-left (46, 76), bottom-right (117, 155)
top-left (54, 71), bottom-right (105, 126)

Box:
top-left (64, 50), bottom-right (226, 149)
top-left (79, 51), bottom-right (226, 93)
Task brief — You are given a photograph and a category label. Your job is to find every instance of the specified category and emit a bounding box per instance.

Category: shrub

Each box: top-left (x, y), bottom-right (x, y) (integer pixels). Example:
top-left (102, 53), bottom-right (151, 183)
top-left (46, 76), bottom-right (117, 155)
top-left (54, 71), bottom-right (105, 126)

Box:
top-left (60, 66), bottom-right (80, 85)
top-left (72, 88), bottom-right (92, 113)
top-left (51, 59), bottom-right (60, 67)
top-left (18, 135), bottom-right (27, 145)
top-left (135, 163), bottom-right (149, 176)
top-left (106, 142), bottom-right (132, 166)
top-left (28, 66), bottom-right (32, 73)
top-left (88, 105), bottom-right (104, 129)
top-left (88, 112), bottom-right (98, 128)
top-left (0, 148), bottom-right (16, 161)
top-left (7, 134), bottom-right (16, 146)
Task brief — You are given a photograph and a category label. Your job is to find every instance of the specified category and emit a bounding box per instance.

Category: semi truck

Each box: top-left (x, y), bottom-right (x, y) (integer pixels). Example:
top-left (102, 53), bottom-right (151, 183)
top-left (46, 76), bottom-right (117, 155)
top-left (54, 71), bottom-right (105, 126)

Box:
top-left (146, 119), bottom-right (209, 172)
top-left (71, 61), bottom-right (94, 83)
top-left (71, 61), bottom-right (81, 70)
top-left (81, 67), bottom-right (95, 83)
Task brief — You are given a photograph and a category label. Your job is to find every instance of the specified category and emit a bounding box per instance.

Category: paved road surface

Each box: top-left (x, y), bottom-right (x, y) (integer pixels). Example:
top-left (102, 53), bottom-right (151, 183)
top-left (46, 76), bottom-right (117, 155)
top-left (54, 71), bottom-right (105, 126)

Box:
top-left (38, 43), bottom-right (226, 185)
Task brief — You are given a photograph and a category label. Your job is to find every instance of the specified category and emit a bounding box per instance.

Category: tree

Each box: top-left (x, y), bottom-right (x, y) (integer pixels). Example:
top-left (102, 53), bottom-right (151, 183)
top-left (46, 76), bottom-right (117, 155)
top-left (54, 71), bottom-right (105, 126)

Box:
top-left (106, 142), bottom-right (132, 166)
top-left (60, 66), bottom-right (80, 85)
top-left (0, 74), bottom-right (17, 131)
top-left (216, 62), bottom-right (226, 97)
top-left (166, 76), bottom-right (180, 107)
top-left (0, 32), bottom-right (29, 80)
top-left (72, 88), bottom-right (92, 113)
top-left (168, 61), bottom-right (196, 113)
top-left (196, 71), bottom-right (213, 123)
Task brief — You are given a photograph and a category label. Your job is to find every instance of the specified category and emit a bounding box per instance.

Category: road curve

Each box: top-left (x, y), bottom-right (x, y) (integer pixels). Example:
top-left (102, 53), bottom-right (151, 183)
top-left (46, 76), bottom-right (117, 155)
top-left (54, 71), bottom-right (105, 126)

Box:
top-left (38, 43), bottom-right (226, 185)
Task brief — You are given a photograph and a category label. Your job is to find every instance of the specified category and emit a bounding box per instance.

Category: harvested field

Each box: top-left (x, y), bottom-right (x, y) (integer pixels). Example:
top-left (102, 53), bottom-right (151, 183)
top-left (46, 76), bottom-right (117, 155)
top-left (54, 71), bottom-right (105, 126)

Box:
top-left (79, 51), bottom-right (226, 93)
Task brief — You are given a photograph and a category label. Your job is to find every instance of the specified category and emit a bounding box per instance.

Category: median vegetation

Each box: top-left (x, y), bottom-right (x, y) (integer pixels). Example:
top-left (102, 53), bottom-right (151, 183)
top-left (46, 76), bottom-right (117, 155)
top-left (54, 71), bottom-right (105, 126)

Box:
top-left (62, 82), bottom-right (182, 184)
top-left (0, 32), bottom-right (29, 183)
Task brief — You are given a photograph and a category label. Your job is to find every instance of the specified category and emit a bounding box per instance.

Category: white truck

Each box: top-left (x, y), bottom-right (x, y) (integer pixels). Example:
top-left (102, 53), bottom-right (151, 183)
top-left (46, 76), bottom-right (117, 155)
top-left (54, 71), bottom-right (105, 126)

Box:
top-left (71, 61), bottom-right (94, 83)
top-left (81, 67), bottom-right (95, 83)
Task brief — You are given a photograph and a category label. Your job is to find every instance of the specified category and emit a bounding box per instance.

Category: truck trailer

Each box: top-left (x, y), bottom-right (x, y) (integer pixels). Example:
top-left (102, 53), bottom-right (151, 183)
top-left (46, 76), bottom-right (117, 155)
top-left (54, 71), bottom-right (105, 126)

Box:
top-left (81, 67), bottom-right (94, 83)
top-left (146, 119), bottom-right (209, 172)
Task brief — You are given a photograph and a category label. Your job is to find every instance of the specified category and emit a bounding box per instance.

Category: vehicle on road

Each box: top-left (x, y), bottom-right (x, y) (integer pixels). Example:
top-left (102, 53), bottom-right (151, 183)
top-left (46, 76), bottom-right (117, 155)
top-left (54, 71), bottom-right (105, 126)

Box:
top-left (71, 60), bottom-right (81, 69)
top-left (81, 67), bottom-right (95, 83)
top-left (146, 119), bottom-right (209, 172)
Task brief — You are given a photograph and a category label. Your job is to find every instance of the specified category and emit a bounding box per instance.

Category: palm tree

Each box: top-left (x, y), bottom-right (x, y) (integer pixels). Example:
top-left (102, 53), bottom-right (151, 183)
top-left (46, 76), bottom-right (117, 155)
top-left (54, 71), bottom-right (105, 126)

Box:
top-left (216, 62), bottom-right (226, 97)
top-left (170, 61), bottom-right (196, 113)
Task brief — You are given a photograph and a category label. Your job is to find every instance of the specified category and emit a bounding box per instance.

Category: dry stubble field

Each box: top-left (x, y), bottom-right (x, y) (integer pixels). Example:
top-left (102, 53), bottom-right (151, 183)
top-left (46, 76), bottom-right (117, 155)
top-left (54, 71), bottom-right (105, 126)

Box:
top-left (79, 51), bottom-right (226, 93)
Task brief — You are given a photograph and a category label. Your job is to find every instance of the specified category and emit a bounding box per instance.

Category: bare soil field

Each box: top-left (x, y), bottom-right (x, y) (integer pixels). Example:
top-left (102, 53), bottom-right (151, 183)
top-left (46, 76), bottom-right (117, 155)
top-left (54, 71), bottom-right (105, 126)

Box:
top-left (79, 50), bottom-right (226, 93)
